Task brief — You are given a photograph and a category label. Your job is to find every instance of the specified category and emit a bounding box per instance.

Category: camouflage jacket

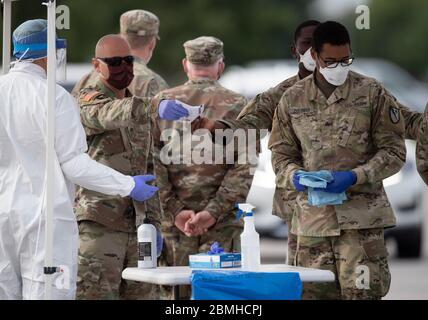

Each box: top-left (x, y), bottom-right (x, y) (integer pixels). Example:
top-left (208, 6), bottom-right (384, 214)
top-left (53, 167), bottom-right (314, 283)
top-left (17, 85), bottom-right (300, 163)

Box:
top-left (219, 74), bottom-right (420, 223)
top-left (220, 75), bottom-right (300, 222)
top-left (269, 71), bottom-right (406, 237)
top-left (416, 103), bottom-right (428, 184)
top-left (72, 58), bottom-right (169, 99)
top-left (74, 79), bottom-right (160, 232)
top-left (152, 78), bottom-right (255, 231)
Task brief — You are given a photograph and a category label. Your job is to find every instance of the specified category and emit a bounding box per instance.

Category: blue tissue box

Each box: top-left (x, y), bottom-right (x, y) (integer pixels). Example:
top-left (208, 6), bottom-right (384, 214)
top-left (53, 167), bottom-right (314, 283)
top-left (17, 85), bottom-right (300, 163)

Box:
top-left (189, 253), bottom-right (241, 269)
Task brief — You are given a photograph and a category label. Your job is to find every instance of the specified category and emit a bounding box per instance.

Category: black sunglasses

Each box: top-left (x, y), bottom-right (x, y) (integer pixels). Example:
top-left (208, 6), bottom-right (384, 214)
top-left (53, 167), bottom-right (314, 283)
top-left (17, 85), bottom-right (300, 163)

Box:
top-left (96, 55), bottom-right (135, 67)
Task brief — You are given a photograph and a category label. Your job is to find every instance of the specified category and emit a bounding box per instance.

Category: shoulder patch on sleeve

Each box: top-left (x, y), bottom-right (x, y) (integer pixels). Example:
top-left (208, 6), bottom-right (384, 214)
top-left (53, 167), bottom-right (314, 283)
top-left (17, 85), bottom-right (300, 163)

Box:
top-left (82, 90), bottom-right (103, 102)
top-left (389, 106), bottom-right (400, 124)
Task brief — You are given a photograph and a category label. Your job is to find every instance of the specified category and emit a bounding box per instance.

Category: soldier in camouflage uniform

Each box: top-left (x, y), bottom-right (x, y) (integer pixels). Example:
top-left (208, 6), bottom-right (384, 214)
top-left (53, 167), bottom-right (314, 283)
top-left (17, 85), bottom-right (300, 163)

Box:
top-left (72, 9), bottom-right (168, 99)
top-left (195, 21), bottom-right (421, 267)
top-left (416, 104), bottom-right (428, 183)
top-left (268, 21), bottom-right (406, 299)
top-left (152, 36), bottom-right (255, 299)
top-left (74, 34), bottom-right (183, 300)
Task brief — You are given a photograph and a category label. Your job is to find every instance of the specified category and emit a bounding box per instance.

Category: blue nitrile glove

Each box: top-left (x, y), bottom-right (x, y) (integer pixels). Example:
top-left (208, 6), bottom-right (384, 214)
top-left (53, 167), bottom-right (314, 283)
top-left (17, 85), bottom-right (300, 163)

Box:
top-left (292, 171), bottom-right (307, 192)
top-left (318, 171), bottom-right (357, 194)
top-left (158, 99), bottom-right (189, 120)
top-left (156, 230), bottom-right (163, 257)
top-left (207, 242), bottom-right (225, 255)
top-left (129, 175), bottom-right (159, 201)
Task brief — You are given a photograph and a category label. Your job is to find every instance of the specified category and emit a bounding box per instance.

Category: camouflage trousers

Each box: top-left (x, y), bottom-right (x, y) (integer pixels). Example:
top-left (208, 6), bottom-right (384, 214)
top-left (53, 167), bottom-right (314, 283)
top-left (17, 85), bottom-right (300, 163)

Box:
top-left (76, 220), bottom-right (159, 300)
top-left (285, 217), bottom-right (297, 265)
top-left (293, 228), bottom-right (391, 300)
top-left (159, 224), bottom-right (242, 299)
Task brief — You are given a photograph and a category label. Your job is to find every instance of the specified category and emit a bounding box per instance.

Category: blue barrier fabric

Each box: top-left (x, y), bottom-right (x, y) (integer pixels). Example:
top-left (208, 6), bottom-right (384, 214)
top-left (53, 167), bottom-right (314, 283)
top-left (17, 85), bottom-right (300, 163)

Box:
top-left (191, 270), bottom-right (302, 300)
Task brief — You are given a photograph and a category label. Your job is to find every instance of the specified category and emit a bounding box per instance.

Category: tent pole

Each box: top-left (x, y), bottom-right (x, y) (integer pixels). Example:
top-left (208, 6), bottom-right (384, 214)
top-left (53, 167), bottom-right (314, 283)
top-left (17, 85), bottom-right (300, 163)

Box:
top-left (43, 0), bottom-right (57, 300)
top-left (2, 0), bottom-right (13, 74)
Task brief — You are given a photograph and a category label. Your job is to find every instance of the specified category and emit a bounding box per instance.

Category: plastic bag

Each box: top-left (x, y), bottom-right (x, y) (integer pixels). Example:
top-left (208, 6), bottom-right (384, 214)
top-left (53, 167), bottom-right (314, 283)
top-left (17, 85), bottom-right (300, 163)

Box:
top-left (191, 270), bottom-right (302, 300)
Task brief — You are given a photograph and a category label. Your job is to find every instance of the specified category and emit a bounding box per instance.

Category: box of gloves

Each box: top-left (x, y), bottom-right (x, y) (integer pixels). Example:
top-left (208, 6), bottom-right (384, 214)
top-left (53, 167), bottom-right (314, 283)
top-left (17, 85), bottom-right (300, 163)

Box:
top-left (189, 252), bottom-right (242, 269)
top-left (189, 242), bottom-right (241, 269)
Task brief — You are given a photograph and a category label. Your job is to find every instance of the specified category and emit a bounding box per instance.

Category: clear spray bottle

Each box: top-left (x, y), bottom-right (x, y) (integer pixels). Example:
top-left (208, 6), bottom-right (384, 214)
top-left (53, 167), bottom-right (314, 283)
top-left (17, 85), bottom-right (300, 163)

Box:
top-left (237, 203), bottom-right (260, 271)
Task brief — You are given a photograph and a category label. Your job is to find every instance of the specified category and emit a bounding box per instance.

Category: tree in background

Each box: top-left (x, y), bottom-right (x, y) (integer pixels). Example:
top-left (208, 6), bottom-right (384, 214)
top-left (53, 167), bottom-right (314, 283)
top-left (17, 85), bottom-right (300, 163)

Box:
top-left (2, 0), bottom-right (427, 82)
top-left (1, 0), bottom-right (311, 84)
top-left (346, 0), bottom-right (428, 79)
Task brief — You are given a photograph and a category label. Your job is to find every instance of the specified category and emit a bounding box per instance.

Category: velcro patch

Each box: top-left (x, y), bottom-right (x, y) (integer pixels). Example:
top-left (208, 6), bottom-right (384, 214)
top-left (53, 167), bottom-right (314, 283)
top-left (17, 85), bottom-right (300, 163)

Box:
top-left (389, 106), bottom-right (400, 124)
top-left (82, 91), bottom-right (101, 102)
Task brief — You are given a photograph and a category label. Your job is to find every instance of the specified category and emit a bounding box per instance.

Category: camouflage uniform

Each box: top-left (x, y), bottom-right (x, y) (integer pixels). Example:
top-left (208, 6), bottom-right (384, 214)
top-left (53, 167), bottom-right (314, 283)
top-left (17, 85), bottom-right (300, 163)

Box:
top-left (219, 75), bottom-right (300, 265)
top-left (416, 103), bottom-right (428, 183)
top-left (153, 37), bottom-right (255, 299)
top-left (269, 70), bottom-right (406, 299)
top-left (73, 12), bottom-right (169, 299)
top-left (75, 79), bottom-right (161, 300)
top-left (219, 75), bottom-right (420, 266)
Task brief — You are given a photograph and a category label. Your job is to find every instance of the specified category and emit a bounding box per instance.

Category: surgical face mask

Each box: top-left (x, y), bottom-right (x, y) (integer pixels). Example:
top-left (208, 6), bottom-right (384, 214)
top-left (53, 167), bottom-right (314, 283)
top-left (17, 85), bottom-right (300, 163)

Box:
top-left (102, 62), bottom-right (134, 90)
top-left (319, 64), bottom-right (350, 86)
top-left (298, 47), bottom-right (316, 72)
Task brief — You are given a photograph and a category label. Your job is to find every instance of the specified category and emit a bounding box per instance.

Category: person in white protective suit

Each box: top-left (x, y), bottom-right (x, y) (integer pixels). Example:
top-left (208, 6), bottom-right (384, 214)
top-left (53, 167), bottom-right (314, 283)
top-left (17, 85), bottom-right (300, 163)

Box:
top-left (0, 19), bottom-right (187, 300)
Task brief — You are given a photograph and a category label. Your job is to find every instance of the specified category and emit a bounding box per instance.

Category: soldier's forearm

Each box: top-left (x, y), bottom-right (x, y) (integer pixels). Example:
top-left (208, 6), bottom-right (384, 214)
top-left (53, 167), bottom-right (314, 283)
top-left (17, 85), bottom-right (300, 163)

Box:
top-left (204, 164), bottom-right (255, 220)
top-left (352, 148), bottom-right (406, 185)
top-left (404, 112), bottom-right (423, 140)
top-left (80, 99), bottom-right (134, 131)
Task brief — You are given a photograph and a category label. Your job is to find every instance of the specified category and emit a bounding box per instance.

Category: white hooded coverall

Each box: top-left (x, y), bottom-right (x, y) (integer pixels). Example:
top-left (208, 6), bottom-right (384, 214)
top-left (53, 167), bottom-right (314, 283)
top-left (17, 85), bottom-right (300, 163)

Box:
top-left (0, 62), bottom-right (135, 299)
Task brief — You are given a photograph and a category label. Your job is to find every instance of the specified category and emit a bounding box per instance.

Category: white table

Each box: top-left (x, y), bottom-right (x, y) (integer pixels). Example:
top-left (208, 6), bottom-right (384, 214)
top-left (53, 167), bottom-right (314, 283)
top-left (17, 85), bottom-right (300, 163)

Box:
top-left (122, 264), bottom-right (335, 299)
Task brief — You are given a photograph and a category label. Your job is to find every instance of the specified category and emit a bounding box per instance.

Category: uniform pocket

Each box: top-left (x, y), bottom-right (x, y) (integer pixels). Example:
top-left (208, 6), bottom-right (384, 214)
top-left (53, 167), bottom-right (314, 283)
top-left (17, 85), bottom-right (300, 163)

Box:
top-left (340, 105), bottom-right (371, 150)
top-left (76, 255), bottom-right (103, 298)
top-left (362, 238), bottom-right (391, 298)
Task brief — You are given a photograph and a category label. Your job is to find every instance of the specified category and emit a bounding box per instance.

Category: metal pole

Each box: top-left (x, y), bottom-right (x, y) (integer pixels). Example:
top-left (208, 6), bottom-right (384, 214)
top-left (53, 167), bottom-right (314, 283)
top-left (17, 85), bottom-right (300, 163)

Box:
top-left (43, 0), bottom-right (57, 300)
top-left (2, 0), bottom-right (12, 74)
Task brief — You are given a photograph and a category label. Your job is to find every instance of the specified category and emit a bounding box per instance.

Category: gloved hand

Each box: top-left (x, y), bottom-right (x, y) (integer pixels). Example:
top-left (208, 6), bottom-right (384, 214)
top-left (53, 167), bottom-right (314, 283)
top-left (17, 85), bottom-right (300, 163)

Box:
top-left (318, 171), bottom-right (357, 193)
top-left (158, 99), bottom-right (189, 120)
top-left (156, 230), bottom-right (163, 257)
top-left (292, 171), bottom-right (306, 192)
top-left (129, 175), bottom-right (159, 202)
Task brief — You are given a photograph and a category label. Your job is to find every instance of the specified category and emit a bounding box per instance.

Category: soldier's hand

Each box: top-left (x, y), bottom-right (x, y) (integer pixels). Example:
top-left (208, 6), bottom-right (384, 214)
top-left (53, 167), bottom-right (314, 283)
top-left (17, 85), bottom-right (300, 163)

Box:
top-left (174, 210), bottom-right (196, 236)
top-left (315, 171), bottom-right (357, 193)
top-left (158, 100), bottom-right (189, 120)
top-left (185, 210), bottom-right (217, 236)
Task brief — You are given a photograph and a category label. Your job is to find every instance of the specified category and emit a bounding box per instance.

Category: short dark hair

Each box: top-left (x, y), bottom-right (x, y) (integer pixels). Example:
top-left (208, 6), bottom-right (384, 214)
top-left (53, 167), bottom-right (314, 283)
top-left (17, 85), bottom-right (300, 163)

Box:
top-left (312, 21), bottom-right (351, 53)
top-left (293, 20), bottom-right (321, 43)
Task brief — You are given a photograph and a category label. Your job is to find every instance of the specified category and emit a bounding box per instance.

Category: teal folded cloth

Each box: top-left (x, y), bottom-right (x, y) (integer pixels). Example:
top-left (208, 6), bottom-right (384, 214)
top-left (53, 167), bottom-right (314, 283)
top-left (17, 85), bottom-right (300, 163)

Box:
top-left (296, 170), bottom-right (348, 207)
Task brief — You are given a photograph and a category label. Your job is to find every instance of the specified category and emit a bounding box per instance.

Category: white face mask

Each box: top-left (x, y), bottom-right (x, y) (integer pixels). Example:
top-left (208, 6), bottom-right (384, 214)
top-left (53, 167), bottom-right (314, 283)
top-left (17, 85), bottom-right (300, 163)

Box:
top-left (319, 64), bottom-right (350, 86)
top-left (298, 47), bottom-right (316, 72)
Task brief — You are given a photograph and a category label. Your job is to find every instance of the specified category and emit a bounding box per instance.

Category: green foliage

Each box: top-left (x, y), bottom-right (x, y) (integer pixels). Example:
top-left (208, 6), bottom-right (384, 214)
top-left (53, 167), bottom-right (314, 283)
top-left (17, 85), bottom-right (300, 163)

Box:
top-left (346, 0), bottom-right (428, 78)
top-left (1, 0), bottom-right (310, 84)
top-left (2, 0), bottom-right (427, 82)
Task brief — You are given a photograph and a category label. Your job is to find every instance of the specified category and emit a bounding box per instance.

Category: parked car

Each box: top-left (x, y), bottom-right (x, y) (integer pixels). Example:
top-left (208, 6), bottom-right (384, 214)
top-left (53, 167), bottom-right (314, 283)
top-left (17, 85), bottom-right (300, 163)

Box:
top-left (221, 58), bottom-right (428, 258)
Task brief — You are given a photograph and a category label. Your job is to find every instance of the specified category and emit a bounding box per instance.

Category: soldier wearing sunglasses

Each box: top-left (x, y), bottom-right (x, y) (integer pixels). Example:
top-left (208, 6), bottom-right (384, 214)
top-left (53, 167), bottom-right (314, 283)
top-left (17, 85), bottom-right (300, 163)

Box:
top-left (74, 34), bottom-right (187, 300)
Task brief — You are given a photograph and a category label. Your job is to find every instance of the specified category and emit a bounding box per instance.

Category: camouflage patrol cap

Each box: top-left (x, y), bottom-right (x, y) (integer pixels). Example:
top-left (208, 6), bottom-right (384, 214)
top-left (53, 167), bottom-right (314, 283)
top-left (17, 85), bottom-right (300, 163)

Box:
top-left (183, 36), bottom-right (224, 65)
top-left (120, 10), bottom-right (160, 39)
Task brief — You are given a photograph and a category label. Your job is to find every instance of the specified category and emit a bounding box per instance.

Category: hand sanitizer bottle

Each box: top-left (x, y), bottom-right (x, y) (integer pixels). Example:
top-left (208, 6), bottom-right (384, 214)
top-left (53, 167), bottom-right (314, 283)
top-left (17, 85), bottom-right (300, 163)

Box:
top-left (238, 203), bottom-right (261, 271)
top-left (137, 218), bottom-right (157, 269)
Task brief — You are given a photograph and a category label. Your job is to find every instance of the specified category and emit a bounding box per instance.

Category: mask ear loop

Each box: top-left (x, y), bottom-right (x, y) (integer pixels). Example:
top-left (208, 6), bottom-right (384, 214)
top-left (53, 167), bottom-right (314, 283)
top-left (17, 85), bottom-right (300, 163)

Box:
top-left (10, 48), bottom-right (36, 67)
